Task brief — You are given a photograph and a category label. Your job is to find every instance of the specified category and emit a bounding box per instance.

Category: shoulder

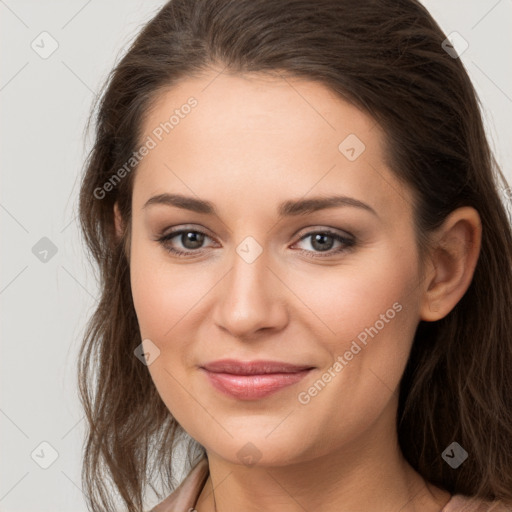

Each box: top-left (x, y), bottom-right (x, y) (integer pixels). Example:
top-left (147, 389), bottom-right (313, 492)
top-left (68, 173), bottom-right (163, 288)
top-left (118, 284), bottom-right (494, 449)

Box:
top-left (442, 494), bottom-right (512, 512)
top-left (149, 457), bottom-right (209, 512)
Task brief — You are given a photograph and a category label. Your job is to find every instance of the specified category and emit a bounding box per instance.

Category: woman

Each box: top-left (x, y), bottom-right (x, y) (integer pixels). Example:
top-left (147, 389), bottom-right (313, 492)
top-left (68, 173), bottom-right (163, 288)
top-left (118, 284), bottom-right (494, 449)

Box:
top-left (77, 0), bottom-right (512, 511)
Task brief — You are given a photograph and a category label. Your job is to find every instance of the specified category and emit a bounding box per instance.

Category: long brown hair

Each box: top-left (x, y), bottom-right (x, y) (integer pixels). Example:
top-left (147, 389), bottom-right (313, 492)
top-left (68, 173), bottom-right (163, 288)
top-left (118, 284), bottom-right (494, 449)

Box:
top-left (77, 1), bottom-right (512, 510)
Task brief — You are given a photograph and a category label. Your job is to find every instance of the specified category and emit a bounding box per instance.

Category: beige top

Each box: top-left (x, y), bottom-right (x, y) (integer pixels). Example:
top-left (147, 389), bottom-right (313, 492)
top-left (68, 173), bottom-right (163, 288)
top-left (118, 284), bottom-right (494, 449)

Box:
top-left (150, 457), bottom-right (512, 512)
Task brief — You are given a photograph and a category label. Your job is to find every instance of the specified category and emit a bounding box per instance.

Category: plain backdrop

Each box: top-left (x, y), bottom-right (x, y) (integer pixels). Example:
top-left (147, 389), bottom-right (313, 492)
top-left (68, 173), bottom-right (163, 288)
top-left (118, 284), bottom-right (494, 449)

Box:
top-left (1, 1), bottom-right (511, 511)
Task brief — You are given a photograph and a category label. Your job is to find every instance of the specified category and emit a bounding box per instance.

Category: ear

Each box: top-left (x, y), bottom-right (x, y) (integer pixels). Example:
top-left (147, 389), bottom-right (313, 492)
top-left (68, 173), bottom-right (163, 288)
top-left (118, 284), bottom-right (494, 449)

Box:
top-left (419, 206), bottom-right (482, 321)
top-left (114, 201), bottom-right (125, 241)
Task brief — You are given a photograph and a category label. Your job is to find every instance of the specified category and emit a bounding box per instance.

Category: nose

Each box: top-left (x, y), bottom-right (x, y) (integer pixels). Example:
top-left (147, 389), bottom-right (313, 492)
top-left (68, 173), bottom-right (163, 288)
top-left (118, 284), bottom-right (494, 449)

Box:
top-left (212, 243), bottom-right (289, 340)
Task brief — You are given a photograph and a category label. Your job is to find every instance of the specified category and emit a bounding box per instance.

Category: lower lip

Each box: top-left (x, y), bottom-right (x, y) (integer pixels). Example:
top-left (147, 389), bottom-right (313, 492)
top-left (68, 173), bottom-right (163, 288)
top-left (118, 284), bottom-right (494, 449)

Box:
top-left (202, 369), bottom-right (313, 400)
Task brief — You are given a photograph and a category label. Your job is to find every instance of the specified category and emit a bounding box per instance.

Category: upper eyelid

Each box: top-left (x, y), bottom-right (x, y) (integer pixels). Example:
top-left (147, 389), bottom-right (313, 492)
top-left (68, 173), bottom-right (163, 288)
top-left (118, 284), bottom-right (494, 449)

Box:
top-left (161, 224), bottom-right (353, 236)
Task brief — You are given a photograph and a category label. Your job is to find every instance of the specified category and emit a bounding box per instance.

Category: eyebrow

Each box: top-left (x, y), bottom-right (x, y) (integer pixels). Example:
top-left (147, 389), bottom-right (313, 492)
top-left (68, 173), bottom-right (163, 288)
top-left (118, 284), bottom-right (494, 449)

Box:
top-left (142, 193), bottom-right (378, 217)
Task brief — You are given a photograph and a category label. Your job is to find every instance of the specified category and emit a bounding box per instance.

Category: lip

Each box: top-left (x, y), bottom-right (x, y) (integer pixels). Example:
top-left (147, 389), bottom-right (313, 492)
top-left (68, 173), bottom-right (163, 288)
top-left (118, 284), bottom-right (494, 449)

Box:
top-left (202, 359), bottom-right (314, 374)
top-left (200, 359), bottom-right (315, 400)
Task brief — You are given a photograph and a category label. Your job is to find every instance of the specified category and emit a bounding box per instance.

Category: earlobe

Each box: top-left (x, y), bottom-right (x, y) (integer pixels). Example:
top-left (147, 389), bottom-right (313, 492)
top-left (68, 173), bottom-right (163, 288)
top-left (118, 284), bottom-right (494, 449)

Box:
top-left (419, 207), bottom-right (482, 322)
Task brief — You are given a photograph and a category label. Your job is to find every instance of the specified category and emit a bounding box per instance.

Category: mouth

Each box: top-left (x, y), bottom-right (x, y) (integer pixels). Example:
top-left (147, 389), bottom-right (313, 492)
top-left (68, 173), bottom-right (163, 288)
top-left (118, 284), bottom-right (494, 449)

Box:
top-left (200, 359), bottom-right (315, 400)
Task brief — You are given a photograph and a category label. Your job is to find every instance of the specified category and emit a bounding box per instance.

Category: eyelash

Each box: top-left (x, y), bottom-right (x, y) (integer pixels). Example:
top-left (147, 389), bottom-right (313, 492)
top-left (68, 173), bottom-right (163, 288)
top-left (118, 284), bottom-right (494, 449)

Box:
top-left (156, 227), bottom-right (356, 259)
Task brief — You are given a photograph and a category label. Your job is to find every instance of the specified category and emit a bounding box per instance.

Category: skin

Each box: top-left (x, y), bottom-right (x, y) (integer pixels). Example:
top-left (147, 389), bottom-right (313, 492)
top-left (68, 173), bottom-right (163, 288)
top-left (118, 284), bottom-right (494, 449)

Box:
top-left (114, 69), bottom-right (481, 512)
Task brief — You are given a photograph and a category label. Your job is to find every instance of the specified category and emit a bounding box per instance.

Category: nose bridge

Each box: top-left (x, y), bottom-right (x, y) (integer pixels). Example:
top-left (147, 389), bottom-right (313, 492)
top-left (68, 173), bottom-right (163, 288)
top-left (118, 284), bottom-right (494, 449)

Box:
top-left (212, 235), bottom-right (288, 337)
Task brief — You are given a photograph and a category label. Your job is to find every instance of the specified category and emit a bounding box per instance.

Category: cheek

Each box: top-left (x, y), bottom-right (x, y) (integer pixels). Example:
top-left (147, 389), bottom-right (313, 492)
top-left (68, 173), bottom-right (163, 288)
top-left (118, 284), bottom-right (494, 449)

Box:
top-left (292, 280), bottom-right (418, 449)
top-left (129, 243), bottom-right (203, 422)
top-left (292, 246), bottom-right (421, 415)
top-left (290, 246), bottom-right (419, 350)
top-left (129, 239), bottom-right (207, 340)
top-left (130, 262), bottom-right (171, 339)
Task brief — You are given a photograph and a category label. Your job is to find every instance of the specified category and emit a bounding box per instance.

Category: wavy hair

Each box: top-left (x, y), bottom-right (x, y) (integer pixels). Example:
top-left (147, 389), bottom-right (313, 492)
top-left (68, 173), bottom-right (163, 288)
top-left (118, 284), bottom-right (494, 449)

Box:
top-left (77, 0), bottom-right (512, 510)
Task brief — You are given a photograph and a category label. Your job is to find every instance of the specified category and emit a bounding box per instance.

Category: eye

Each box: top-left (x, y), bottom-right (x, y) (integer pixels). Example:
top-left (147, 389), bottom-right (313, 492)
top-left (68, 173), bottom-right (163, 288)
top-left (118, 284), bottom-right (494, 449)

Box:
top-left (292, 229), bottom-right (356, 258)
top-left (156, 228), bottom-right (214, 257)
top-left (156, 227), bottom-right (356, 259)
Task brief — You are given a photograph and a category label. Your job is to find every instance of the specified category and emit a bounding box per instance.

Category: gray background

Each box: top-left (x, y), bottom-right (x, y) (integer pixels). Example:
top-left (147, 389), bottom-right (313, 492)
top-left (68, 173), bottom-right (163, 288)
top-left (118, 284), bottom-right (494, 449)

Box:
top-left (1, 1), bottom-right (511, 511)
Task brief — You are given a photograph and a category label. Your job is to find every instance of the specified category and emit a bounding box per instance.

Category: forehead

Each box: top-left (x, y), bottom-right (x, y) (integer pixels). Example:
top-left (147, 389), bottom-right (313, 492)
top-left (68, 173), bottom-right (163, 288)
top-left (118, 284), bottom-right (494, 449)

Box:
top-left (132, 70), bottom-right (411, 222)
top-left (142, 70), bottom-right (378, 151)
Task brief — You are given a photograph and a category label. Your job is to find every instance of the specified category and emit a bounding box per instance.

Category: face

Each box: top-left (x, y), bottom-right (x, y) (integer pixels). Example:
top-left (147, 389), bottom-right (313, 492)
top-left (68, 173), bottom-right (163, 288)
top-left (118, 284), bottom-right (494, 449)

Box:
top-left (126, 70), bottom-right (427, 466)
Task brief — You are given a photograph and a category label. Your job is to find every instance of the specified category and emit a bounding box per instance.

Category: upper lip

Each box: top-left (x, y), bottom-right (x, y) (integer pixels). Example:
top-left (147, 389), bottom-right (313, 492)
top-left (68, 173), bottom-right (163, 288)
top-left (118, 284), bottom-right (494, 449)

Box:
top-left (201, 359), bottom-right (314, 375)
